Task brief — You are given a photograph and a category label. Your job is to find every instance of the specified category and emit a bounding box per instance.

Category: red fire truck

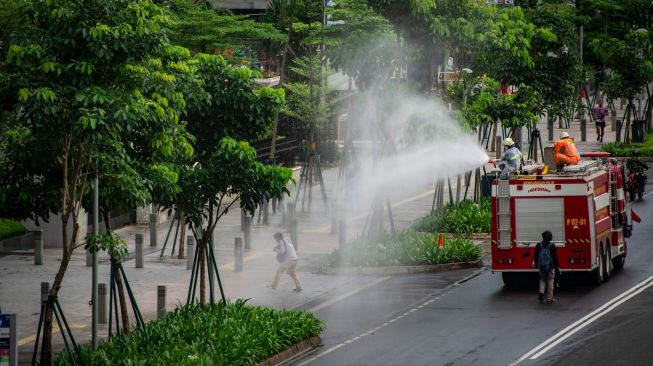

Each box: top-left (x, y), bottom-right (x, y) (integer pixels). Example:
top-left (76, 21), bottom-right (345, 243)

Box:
top-left (491, 155), bottom-right (633, 288)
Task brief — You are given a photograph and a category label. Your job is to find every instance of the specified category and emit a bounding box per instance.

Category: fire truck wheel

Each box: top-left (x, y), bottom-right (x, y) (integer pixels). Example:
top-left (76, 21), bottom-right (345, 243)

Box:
top-left (604, 244), bottom-right (613, 279)
top-left (612, 254), bottom-right (626, 270)
top-left (592, 247), bottom-right (605, 286)
top-left (629, 187), bottom-right (636, 201)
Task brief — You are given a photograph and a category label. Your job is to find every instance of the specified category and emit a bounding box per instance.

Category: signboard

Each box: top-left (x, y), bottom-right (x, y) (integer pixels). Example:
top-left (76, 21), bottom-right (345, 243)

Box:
top-left (0, 314), bottom-right (16, 366)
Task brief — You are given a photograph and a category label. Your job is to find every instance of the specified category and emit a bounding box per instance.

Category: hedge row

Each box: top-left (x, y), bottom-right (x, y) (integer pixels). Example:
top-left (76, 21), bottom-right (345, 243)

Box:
top-left (54, 301), bottom-right (323, 366)
top-left (327, 230), bottom-right (481, 267)
top-left (0, 219), bottom-right (26, 240)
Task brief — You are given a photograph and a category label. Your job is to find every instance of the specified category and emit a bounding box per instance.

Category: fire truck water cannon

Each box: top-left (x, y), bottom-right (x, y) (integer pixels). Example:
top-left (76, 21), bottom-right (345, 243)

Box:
top-left (491, 153), bottom-right (632, 288)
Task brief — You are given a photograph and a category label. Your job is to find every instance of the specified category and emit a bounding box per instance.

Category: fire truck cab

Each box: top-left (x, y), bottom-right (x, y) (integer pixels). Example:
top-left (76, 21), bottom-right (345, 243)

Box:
top-left (491, 157), bottom-right (631, 288)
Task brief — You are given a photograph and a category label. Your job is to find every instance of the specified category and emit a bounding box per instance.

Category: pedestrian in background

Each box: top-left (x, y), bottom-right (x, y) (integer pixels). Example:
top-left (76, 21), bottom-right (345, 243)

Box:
top-left (270, 232), bottom-right (302, 292)
top-left (592, 99), bottom-right (609, 142)
top-left (534, 230), bottom-right (559, 303)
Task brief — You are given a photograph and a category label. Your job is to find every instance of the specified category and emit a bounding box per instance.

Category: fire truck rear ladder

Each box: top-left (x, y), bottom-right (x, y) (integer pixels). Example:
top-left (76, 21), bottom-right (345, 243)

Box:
top-left (609, 170), bottom-right (618, 229)
top-left (497, 178), bottom-right (512, 249)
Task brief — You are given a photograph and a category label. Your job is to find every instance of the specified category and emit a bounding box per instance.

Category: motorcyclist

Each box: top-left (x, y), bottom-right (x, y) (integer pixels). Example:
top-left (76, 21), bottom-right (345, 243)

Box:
top-left (626, 149), bottom-right (649, 174)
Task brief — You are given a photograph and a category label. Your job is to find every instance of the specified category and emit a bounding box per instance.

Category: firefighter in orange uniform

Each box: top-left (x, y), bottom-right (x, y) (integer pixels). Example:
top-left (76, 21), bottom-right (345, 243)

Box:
top-left (554, 132), bottom-right (580, 170)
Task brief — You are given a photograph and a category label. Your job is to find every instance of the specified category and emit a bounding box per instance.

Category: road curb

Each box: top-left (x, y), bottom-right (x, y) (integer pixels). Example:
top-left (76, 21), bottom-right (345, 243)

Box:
top-left (256, 336), bottom-right (321, 366)
top-left (320, 260), bottom-right (483, 275)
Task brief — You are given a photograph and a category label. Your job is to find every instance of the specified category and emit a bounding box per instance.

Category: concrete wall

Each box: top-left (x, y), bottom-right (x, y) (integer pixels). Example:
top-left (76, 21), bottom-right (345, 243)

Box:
top-left (22, 210), bottom-right (88, 248)
top-left (211, 0), bottom-right (267, 10)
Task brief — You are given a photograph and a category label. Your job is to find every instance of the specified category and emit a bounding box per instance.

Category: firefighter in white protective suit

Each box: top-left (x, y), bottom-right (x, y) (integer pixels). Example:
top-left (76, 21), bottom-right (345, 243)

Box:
top-left (491, 138), bottom-right (522, 179)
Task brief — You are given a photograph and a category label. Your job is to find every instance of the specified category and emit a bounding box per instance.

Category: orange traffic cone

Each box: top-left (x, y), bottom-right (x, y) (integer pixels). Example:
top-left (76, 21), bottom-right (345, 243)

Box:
top-left (437, 233), bottom-right (445, 248)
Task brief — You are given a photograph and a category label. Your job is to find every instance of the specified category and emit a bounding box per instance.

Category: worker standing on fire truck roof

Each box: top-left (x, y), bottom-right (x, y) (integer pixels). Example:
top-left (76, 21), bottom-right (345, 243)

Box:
top-left (491, 138), bottom-right (522, 179)
top-left (554, 131), bottom-right (580, 170)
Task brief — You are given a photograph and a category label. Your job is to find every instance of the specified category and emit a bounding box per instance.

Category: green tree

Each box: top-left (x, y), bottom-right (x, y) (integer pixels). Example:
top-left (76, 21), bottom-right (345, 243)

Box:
top-left (0, 1), bottom-right (194, 363)
top-left (162, 54), bottom-right (292, 305)
top-left (166, 0), bottom-right (285, 59)
top-left (324, 0), bottom-right (396, 90)
top-left (597, 30), bottom-right (653, 141)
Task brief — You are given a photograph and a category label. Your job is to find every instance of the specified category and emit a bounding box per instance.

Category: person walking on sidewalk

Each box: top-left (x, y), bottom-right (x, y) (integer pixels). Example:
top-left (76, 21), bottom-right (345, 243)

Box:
top-left (592, 99), bottom-right (609, 142)
top-left (270, 232), bottom-right (303, 292)
top-left (534, 230), bottom-right (559, 303)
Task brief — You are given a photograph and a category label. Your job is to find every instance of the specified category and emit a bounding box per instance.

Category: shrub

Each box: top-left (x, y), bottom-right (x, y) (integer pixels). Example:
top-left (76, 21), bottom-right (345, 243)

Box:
top-left (0, 219), bottom-right (26, 240)
top-left (602, 131), bottom-right (653, 157)
top-left (411, 199), bottom-right (491, 234)
top-left (54, 300), bottom-right (323, 366)
top-left (327, 230), bottom-right (481, 267)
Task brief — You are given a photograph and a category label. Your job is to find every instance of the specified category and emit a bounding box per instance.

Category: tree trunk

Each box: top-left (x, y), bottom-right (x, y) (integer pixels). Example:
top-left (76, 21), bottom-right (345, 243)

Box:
top-left (178, 212), bottom-right (186, 260)
top-left (269, 0), bottom-right (297, 162)
top-left (625, 100), bottom-right (633, 143)
top-left (112, 259), bottom-right (131, 334)
top-left (41, 211), bottom-right (77, 365)
top-left (407, 47), bottom-right (432, 94)
top-left (103, 209), bottom-right (131, 334)
top-left (491, 120), bottom-right (499, 152)
top-left (199, 237), bottom-right (206, 305)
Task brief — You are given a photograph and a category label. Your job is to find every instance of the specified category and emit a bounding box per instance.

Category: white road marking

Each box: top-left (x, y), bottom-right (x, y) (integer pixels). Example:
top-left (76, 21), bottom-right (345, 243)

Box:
top-left (306, 276), bottom-right (391, 313)
top-left (509, 275), bottom-right (653, 365)
top-left (297, 271), bottom-right (483, 365)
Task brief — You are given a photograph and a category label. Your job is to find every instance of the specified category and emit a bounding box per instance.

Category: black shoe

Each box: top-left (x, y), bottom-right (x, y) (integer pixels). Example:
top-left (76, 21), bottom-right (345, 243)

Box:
top-left (538, 293), bottom-right (544, 303)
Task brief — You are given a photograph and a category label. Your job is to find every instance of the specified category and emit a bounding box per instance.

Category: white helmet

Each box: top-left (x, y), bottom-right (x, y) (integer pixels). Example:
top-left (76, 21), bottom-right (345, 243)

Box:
top-left (503, 137), bottom-right (515, 147)
top-left (560, 132), bottom-right (570, 139)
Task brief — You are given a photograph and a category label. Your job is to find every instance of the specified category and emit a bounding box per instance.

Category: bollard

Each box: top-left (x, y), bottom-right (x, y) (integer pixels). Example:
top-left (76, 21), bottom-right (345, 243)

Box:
top-left (616, 120), bottom-right (623, 143)
top-left (234, 238), bottom-right (243, 272)
top-left (495, 136), bottom-right (502, 159)
top-left (240, 209), bottom-right (245, 232)
top-left (98, 283), bottom-right (107, 324)
top-left (186, 235), bottom-right (195, 270)
top-left (135, 234), bottom-right (144, 268)
top-left (244, 216), bottom-right (252, 251)
top-left (287, 202), bottom-right (295, 228)
top-left (338, 220), bottom-right (347, 250)
top-left (157, 285), bottom-right (166, 320)
top-left (547, 116), bottom-right (554, 141)
top-left (272, 197), bottom-right (278, 215)
top-left (34, 230), bottom-right (43, 265)
top-left (41, 282), bottom-right (49, 302)
top-left (580, 118), bottom-right (587, 142)
top-left (149, 213), bottom-right (158, 247)
top-left (611, 110), bottom-right (617, 131)
top-left (289, 218), bottom-right (298, 252)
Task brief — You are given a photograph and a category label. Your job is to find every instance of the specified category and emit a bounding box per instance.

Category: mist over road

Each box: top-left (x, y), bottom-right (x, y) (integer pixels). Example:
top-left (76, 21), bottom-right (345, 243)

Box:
top-left (291, 174), bottom-right (653, 366)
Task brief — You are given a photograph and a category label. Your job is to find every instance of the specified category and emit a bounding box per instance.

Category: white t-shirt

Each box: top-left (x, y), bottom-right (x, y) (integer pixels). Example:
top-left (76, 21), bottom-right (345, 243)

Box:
top-left (280, 238), bottom-right (298, 261)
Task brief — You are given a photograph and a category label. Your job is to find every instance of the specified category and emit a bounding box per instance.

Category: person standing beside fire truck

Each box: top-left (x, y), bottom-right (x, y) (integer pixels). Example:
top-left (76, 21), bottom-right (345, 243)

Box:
top-left (534, 231), bottom-right (560, 303)
top-left (554, 132), bottom-right (580, 170)
top-left (491, 138), bottom-right (522, 179)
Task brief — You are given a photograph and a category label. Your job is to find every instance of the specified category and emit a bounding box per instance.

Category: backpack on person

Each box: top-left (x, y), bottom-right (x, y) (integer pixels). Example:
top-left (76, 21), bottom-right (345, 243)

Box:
top-left (538, 242), bottom-right (553, 272)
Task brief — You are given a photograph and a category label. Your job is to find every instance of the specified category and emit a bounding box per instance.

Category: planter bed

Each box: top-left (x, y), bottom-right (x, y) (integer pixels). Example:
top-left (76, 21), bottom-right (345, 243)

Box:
top-left (321, 260), bottom-right (483, 275)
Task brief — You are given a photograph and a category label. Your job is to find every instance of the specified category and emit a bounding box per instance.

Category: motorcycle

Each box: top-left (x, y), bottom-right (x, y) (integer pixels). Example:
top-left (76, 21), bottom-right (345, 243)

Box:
top-left (626, 170), bottom-right (647, 201)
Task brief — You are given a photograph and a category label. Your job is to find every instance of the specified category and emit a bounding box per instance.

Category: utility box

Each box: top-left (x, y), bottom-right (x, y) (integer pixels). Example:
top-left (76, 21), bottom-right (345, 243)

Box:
top-left (0, 314), bottom-right (17, 366)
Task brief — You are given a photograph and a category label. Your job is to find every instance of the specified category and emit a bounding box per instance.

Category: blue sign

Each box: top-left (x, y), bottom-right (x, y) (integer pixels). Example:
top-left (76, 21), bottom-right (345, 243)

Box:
top-left (0, 314), bottom-right (15, 366)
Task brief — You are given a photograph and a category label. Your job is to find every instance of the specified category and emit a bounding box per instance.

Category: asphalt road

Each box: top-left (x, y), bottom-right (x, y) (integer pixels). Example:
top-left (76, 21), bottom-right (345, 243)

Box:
top-left (291, 178), bottom-right (653, 366)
